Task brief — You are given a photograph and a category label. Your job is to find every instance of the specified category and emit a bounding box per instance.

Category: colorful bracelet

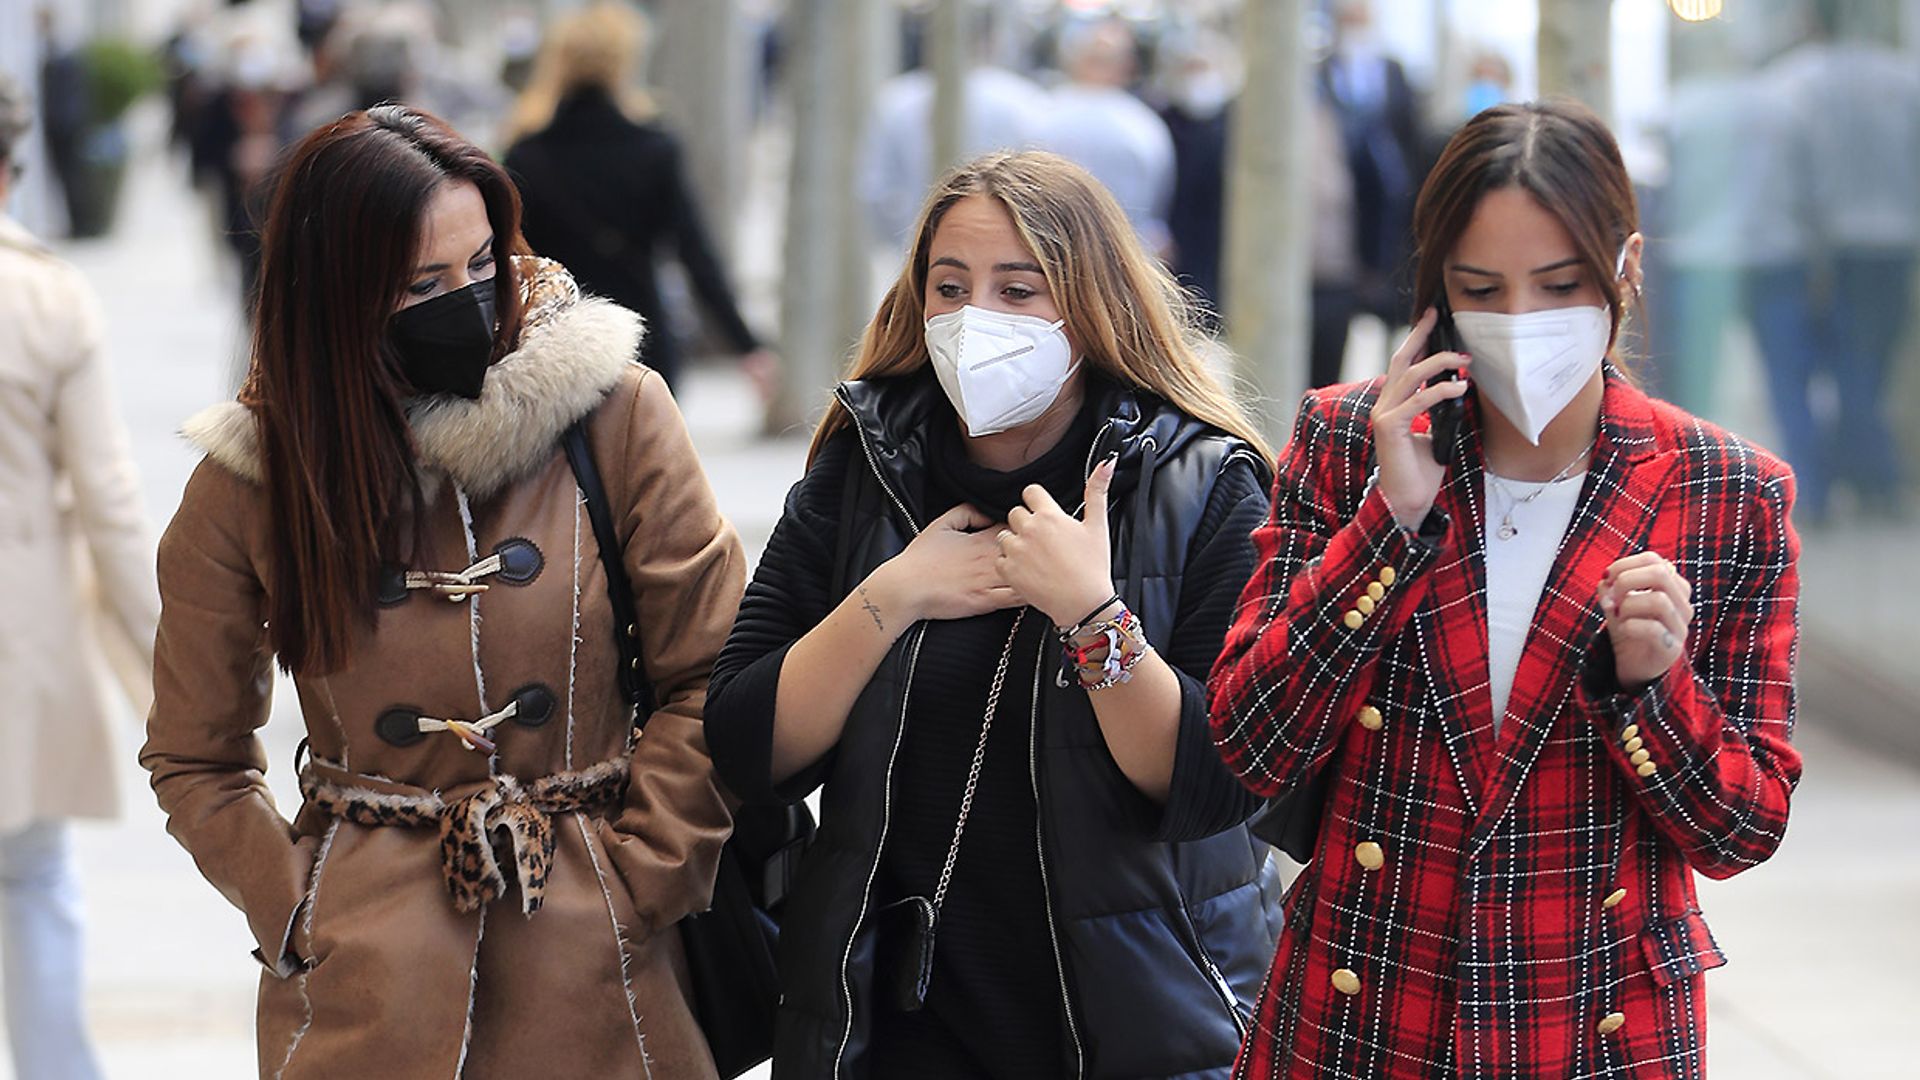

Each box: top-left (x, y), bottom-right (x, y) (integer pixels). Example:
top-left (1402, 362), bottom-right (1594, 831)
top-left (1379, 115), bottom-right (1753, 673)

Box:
top-left (1058, 605), bottom-right (1151, 691)
top-left (1057, 593), bottom-right (1124, 638)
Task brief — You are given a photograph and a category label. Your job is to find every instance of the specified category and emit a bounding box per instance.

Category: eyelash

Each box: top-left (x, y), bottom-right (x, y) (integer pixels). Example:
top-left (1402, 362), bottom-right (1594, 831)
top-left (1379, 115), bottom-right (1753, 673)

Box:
top-left (408, 253), bottom-right (497, 297)
top-left (1460, 281), bottom-right (1584, 301)
top-left (933, 281), bottom-right (1037, 301)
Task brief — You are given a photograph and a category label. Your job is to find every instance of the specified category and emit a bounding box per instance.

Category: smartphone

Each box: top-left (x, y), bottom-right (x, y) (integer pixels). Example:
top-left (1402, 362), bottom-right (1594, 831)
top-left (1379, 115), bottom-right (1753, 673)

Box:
top-left (1425, 305), bottom-right (1464, 465)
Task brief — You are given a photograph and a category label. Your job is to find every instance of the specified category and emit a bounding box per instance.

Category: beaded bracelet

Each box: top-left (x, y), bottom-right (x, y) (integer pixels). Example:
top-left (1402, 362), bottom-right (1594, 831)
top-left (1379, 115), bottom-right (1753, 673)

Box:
top-left (1059, 605), bottom-right (1151, 691)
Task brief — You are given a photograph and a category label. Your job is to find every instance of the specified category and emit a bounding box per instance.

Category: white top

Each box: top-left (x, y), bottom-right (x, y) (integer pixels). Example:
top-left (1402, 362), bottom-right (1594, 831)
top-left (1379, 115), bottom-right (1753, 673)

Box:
top-left (1483, 471), bottom-right (1585, 732)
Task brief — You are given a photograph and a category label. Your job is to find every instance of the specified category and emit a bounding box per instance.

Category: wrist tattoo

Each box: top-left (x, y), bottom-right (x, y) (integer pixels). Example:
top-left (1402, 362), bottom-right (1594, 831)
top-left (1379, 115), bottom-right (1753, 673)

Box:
top-left (857, 586), bottom-right (885, 632)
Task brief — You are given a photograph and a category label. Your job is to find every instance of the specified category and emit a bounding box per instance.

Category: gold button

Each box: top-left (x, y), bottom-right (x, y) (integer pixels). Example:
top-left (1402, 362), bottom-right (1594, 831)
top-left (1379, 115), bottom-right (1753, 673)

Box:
top-left (1623, 735), bottom-right (1643, 754)
top-left (1602, 888), bottom-right (1627, 909)
top-left (1597, 1012), bottom-right (1626, 1035)
top-left (1355, 842), bottom-right (1384, 870)
top-left (626, 623), bottom-right (640, 639)
top-left (1357, 705), bottom-right (1384, 731)
top-left (630, 658), bottom-right (642, 672)
top-left (1621, 724), bottom-right (1639, 741)
top-left (1636, 761), bottom-right (1657, 778)
top-left (1331, 968), bottom-right (1361, 995)
top-left (1629, 748), bottom-right (1651, 767)
top-left (1367, 582), bottom-right (1385, 601)
top-left (1356, 595), bottom-right (1377, 616)
top-left (1377, 566), bottom-right (1397, 587)
top-left (1344, 610), bottom-right (1365, 630)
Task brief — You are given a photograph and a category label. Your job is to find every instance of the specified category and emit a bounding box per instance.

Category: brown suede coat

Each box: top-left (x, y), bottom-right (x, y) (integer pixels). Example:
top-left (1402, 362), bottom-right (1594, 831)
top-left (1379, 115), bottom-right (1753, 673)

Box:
top-left (141, 263), bottom-right (743, 1078)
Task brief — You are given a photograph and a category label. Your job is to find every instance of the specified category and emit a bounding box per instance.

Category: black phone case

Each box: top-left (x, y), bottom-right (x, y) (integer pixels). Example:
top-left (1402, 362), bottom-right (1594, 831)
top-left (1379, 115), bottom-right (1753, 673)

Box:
top-left (1425, 311), bottom-right (1464, 465)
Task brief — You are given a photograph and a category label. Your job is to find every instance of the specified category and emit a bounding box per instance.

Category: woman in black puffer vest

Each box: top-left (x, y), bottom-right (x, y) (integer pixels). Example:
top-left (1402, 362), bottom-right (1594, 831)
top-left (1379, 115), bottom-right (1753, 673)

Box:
top-left (708, 151), bottom-right (1283, 1079)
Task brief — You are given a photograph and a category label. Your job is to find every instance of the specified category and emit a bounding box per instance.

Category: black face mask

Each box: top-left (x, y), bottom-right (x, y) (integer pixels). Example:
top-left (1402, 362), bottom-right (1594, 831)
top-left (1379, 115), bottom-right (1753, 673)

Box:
top-left (389, 279), bottom-right (500, 400)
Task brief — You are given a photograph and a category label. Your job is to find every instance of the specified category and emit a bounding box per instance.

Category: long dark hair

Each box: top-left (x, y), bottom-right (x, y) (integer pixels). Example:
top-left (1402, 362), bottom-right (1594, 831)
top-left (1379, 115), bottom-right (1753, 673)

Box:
top-left (242, 105), bottom-right (528, 675)
top-left (1410, 100), bottom-right (1641, 356)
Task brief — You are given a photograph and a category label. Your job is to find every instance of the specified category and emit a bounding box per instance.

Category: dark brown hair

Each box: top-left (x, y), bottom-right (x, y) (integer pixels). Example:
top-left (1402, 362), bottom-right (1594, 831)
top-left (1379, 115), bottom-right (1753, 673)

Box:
top-left (1410, 99), bottom-right (1641, 353)
top-left (242, 105), bottom-right (527, 675)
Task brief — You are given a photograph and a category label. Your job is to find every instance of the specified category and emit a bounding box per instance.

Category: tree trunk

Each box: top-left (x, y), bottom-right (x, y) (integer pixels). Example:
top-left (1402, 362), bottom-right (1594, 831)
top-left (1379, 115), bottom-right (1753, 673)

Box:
top-left (1537, 0), bottom-right (1613, 124)
top-left (774, 0), bottom-right (881, 432)
top-left (1222, 0), bottom-right (1312, 442)
top-left (930, 0), bottom-right (969, 181)
top-left (652, 0), bottom-right (750, 254)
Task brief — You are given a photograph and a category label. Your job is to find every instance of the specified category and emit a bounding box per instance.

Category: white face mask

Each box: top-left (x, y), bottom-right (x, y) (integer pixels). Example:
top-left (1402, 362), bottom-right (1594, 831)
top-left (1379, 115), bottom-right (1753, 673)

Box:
top-left (924, 305), bottom-right (1079, 437)
top-left (1451, 304), bottom-right (1611, 444)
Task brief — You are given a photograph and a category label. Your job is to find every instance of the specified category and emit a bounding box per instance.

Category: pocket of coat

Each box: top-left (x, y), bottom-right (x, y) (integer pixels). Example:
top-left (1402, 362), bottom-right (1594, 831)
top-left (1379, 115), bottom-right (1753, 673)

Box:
top-left (1637, 907), bottom-right (1726, 989)
top-left (584, 816), bottom-right (649, 950)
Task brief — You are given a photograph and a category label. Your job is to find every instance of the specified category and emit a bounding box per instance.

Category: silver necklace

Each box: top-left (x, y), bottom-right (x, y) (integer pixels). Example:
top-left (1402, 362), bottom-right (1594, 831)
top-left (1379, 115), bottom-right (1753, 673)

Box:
top-left (1488, 441), bottom-right (1595, 541)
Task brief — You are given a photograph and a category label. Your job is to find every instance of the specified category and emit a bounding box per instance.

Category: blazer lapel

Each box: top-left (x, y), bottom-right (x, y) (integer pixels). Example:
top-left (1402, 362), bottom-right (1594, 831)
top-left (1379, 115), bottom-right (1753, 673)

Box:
top-left (1413, 413), bottom-right (1497, 815)
top-left (1467, 376), bottom-right (1678, 852)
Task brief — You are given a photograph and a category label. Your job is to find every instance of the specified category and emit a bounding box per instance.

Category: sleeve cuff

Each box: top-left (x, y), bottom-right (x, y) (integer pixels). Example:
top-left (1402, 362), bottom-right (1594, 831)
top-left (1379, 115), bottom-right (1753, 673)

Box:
top-left (250, 898), bottom-right (310, 979)
top-left (1155, 668), bottom-right (1263, 842)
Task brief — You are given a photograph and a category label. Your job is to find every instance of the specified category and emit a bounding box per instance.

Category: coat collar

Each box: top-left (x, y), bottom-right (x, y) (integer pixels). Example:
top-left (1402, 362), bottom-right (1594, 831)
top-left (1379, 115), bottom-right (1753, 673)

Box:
top-left (0, 214), bottom-right (54, 258)
top-left (182, 258), bottom-right (644, 501)
top-left (831, 366), bottom-right (1238, 527)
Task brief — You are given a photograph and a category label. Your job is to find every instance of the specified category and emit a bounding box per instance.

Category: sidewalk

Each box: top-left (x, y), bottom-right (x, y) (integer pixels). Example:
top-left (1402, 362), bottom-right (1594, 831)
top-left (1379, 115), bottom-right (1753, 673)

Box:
top-left (17, 122), bottom-right (1918, 1078)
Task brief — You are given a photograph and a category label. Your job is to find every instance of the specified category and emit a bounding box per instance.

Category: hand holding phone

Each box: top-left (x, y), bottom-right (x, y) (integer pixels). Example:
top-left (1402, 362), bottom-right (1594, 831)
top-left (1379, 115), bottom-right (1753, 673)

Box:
top-left (1370, 308), bottom-right (1471, 529)
top-left (1424, 306), bottom-right (1466, 465)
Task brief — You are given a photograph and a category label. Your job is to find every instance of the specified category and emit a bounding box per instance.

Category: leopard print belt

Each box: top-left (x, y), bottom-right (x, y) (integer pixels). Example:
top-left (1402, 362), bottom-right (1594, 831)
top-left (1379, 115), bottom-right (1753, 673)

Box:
top-left (298, 756), bottom-right (629, 915)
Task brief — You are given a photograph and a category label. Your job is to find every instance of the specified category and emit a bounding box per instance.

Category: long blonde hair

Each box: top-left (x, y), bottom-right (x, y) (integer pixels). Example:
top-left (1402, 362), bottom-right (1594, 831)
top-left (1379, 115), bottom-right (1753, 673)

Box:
top-left (502, 2), bottom-right (658, 146)
top-left (809, 151), bottom-right (1273, 465)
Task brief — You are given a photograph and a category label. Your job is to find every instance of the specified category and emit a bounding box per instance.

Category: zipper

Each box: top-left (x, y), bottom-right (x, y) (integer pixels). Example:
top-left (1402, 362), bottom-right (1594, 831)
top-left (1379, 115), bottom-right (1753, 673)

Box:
top-left (830, 392), bottom-right (929, 1078)
top-left (1029, 636), bottom-right (1086, 1077)
top-left (835, 387), bottom-right (922, 537)
top-left (1176, 901), bottom-right (1252, 1042)
top-left (831, 622), bottom-right (926, 1079)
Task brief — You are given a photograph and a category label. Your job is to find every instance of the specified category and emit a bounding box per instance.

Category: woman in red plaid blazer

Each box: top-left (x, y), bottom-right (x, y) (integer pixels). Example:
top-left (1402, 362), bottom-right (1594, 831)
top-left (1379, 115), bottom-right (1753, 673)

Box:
top-left (1208, 101), bottom-right (1801, 1079)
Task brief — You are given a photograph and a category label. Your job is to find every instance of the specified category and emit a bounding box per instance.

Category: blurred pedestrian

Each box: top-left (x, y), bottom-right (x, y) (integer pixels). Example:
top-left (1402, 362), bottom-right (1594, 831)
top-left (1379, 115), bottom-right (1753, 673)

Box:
top-left (1752, 2), bottom-right (1920, 520)
top-left (706, 151), bottom-right (1281, 1078)
top-left (1319, 0), bottom-right (1422, 326)
top-left (859, 8), bottom-right (1043, 248)
top-left (1154, 26), bottom-right (1235, 320)
top-left (142, 105), bottom-right (742, 1078)
top-left (34, 5), bottom-right (89, 235)
top-left (1654, 30), bottom-right (1806, 421)
top-left (1212, 101), bottom-right (1801, 1080)
top-left (187, 23), bottom-right (304, 311)
top-left (1034, 18), bottom-right (1175, 256)
top-left (1307, 91), bottom-right (1361, 388)
top-left (504, 2), bottom-right (775, 397)
top-left (0, 73), bottom-right (156, 1080)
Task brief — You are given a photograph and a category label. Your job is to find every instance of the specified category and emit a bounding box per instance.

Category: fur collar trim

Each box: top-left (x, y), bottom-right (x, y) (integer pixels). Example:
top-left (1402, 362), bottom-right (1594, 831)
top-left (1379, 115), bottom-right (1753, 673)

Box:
top-left (183, 264), bottom-right (643, 500)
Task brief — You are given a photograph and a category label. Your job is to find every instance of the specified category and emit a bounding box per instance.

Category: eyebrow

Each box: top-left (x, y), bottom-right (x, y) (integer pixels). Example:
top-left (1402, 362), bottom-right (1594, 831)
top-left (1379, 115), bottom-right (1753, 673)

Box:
top-left (414, 236), bottom-right (496, 276)
top-left (931, 256), bottom-right (1046, 274)
top-left (1449, 256), bottom-right (1584, 278)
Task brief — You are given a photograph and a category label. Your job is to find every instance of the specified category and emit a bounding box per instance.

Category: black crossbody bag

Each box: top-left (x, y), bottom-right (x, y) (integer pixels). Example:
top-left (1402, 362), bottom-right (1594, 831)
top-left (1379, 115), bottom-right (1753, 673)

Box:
top-left (563, 420), bottom-right (813, 1080)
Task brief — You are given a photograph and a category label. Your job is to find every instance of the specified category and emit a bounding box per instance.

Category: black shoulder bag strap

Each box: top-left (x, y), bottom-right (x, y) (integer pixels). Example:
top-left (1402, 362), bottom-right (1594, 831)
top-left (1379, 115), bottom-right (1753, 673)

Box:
top-left (562, 420), bottom-right (655, 718)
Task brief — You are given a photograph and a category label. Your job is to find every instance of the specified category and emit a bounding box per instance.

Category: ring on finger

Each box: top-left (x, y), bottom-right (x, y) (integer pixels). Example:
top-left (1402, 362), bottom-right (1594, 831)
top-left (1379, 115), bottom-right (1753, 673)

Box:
top-left (996, 529), bottom-right (1013, 546)
top-left (1661, 630), bottom-right (1676, 649)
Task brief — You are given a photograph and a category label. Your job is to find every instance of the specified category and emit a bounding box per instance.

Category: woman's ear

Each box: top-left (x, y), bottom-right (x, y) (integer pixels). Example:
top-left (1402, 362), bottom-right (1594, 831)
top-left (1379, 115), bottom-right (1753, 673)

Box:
top-left (1619, 231), bottom-right (1646, 300)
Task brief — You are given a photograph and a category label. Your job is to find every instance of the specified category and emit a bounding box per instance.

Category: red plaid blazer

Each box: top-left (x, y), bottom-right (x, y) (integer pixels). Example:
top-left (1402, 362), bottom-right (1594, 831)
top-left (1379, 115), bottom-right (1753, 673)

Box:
top-left (1209, 374), bottom-right (1801, 1079)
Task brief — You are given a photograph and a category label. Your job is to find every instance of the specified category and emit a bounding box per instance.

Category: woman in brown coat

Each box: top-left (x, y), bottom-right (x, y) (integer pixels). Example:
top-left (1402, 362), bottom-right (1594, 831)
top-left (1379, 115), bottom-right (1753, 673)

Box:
top-left (140, 105), bottom-right (743, 1078)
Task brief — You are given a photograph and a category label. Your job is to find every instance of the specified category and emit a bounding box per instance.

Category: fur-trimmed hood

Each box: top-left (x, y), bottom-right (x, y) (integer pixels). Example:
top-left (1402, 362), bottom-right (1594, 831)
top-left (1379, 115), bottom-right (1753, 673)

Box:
top-left (182, 258), bottom-right (644, 500)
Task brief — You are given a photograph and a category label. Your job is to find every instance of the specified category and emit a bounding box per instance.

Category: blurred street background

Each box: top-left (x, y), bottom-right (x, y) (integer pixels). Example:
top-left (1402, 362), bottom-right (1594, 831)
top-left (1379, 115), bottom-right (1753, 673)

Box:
top-left (1, 0), bottom-right (1917, 1076)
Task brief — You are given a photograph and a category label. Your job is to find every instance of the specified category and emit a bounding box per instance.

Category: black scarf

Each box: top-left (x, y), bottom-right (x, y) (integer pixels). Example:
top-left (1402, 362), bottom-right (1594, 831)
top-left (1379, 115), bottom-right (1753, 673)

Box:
top-left (923, 398), bottom-right (1099, 523)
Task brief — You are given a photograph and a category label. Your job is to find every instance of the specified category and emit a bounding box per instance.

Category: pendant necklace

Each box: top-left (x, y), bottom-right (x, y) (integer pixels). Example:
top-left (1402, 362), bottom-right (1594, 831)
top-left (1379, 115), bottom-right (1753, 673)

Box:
top-left (1488, 440), bottom-right (1595, 541)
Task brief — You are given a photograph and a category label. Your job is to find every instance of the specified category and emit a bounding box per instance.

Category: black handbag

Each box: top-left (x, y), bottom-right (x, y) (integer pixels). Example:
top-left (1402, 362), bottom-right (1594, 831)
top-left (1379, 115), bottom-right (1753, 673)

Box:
top-left (564, 420), bottom-right (813, 1080)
